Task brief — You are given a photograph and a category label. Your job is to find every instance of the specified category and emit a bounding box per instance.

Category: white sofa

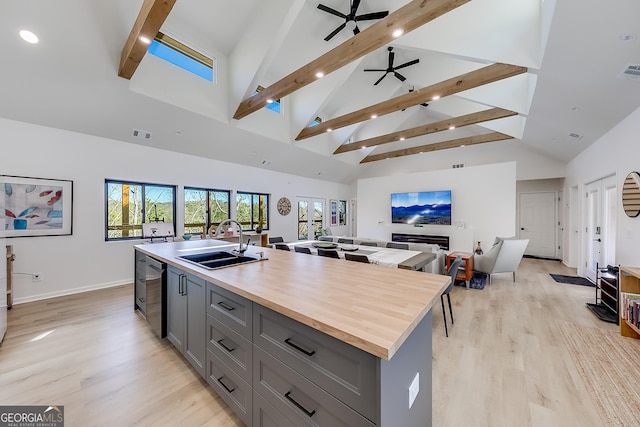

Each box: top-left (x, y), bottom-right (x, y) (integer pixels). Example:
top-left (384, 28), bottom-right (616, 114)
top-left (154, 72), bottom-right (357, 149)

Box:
top-left (322, 236), bottom-right (446, 274)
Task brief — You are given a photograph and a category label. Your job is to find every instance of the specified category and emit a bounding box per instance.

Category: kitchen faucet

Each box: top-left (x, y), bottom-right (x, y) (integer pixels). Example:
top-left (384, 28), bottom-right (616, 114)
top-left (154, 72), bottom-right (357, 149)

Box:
top-left (213, 219), bottom-right (248, 255)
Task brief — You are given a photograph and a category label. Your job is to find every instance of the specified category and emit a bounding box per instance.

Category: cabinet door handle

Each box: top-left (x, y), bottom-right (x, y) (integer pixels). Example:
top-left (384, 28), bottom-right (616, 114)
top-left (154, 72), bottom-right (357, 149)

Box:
top-left (217, 338), bottom-right (236, 353)
top-left (181, 275), bottom-right (187, 296)
top-left (217, 301), bottom-right (235, 311)
top-left (217, 376), bottom-right (235, 393)
top-left (285, 391), bottom-right (316, 417)
top-left (284, 338), bottom-right (316, 356)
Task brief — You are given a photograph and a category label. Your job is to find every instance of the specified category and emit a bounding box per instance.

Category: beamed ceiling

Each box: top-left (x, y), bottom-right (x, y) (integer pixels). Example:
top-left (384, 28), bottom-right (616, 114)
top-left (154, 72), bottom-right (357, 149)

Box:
top-left (2, 0), bottom-right (640, 183)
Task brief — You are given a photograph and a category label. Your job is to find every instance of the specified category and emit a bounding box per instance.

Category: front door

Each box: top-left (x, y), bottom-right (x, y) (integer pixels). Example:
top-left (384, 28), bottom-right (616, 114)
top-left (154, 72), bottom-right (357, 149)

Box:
top-left (519, 192), bottom-right (557, 258)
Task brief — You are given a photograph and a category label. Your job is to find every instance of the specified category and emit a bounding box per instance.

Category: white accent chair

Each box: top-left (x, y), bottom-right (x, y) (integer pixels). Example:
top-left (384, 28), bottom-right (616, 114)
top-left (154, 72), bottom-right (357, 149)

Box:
top-left (474, 238), bottom-right (529, 284)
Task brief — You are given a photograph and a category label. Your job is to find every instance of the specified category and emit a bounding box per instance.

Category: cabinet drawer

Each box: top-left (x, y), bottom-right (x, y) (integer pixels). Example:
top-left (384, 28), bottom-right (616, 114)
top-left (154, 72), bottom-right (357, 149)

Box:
top-left (253, 390), bottom-right (296, 427)
top-left (207, 314), bottom-right (252, 384)
top-left (253, 346), bottom-right (374, 427)
top-left (135, 279), bottom-right (146, 313)
top-left (206, 349), bottom-right (252, 427)
top-left (207, 282), bottom-right (252, 340)
top-left (253, 305), bottom-right (378, 423)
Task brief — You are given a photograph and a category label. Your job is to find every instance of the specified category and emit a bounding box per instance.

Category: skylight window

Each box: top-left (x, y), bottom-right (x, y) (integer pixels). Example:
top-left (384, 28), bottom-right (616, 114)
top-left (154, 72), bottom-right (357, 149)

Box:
top-left (148, 32), bottom-right (214, 82)
top-left (309, 116), bottom-right (323, 127)
top-left (254, 86), bottom-right (281, 114)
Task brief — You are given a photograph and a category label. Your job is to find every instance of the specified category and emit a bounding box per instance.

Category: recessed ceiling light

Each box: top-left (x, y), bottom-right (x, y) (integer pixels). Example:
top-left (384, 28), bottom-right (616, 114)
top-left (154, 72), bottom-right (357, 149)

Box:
top-left (361, 146), bottom-right (367, 149)
top-left (316, 71), bottom-right (324, 78)
top-left (175, 130), bottom-right (182, 135)
top-left (327, 128), bottom-right (332, 132)
top-left (619, 34), bottom-right (637, 41)
top-left (460, 144), bottom-right (466, 147)
top-left (266, 99), bottom-right (274, 104)
top-left (399, 137), bottom-right (405, 141)
top-left (371, 114), bottom-right (377, 119)
top-left (139, 36), bottom-right (151, 44)
top-left (432, 95), bottom-right (440, 101)
top-left (19, 30), bottom-right (38, 44)
top-left (449, 125), bottom-right (455, 130)
top-left (392, 29), bottom-right (404, 38)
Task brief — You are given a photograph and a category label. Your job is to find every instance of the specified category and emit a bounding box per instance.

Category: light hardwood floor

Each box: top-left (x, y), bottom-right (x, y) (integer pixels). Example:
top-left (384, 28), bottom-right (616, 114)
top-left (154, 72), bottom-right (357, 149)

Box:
top-left (0, 258), bottom-right (616, 426)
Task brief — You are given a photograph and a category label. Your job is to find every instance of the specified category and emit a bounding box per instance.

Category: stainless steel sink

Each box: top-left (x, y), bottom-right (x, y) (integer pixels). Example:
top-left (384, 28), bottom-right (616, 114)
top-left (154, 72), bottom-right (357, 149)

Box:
top-left (176, 251), bottom-right (262, 270)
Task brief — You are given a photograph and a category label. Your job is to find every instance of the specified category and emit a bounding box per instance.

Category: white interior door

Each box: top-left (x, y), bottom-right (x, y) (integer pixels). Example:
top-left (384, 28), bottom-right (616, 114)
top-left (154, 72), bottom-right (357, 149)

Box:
top-left (297, 198), bottom-right (325, 240)
top-left (585, 181), bottom-right (601, 282)
top-left (519, 192), bottom-right (557, 258)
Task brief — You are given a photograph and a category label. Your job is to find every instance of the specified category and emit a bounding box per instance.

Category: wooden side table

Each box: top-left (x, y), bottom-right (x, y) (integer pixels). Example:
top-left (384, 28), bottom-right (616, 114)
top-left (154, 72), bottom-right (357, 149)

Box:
top-left (446, 252), bottom-right (474, 287)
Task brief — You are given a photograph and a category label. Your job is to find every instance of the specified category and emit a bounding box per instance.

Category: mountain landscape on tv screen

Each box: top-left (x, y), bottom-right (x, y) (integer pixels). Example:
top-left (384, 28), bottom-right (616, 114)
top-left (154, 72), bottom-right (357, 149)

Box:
top-left (391, 203), bottom-right (452, 225)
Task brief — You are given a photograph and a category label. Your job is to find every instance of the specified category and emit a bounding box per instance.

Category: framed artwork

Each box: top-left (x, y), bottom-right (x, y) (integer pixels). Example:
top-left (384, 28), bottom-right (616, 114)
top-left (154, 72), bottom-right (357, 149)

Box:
top-left (330, 200), bottom-right (337, 226)
top-left (2, 175), bottom-right (73, 237)
top-left (338, 200), bottom-right (347, 226)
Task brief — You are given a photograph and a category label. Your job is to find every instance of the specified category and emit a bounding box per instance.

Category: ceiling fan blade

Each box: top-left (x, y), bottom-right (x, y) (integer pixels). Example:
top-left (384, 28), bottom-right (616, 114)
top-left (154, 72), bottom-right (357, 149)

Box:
top-left (324, 22), bottom-right (346, 41)
top-left (353, 25), bottom-right (360, 35)
top-left (374, 73), bottom-right (388, 85)
top-left (388, 51), bottom-right (395, 69)
top-left (355, 11), bottom-right (389, 21)
top-left (350, 0), bottom-right (361, 16)
top-left (363, 68), bottom-right (386, 72)
top-left (394, 58), bottom-right (420, 70)
top-left (394, 71), bottom-right (407, 82)
top-left (317, 4), bottom-right (346, 19)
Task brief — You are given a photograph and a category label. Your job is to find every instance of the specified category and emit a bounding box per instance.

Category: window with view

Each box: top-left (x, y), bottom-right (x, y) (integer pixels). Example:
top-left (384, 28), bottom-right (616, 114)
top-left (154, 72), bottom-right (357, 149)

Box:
top-left (184, 187), bottom-right (230, 236)
top-left (105, 180), bottom-right (176, 240)
top-left (236, 192), bottom-right (269, 231)
top-left (148, 32), bottom-right (214, 82)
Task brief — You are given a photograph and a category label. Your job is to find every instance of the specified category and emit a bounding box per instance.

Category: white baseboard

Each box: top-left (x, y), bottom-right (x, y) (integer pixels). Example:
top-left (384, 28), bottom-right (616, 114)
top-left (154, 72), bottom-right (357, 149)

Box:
top-left (12, 280), bottom-right (133, 306)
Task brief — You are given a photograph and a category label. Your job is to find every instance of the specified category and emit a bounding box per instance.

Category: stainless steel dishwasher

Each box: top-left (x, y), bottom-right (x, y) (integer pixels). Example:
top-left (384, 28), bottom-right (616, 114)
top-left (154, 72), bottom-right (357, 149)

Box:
top-left (142, 255), bottom-right (167, 338)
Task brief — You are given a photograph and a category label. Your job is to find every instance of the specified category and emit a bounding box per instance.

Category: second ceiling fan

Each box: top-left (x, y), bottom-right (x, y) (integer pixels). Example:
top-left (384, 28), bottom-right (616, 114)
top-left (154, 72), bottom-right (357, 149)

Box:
top-left (364, 47), bottom-right (420, 85)
top-left (317, 0), bottom-right (389, 41)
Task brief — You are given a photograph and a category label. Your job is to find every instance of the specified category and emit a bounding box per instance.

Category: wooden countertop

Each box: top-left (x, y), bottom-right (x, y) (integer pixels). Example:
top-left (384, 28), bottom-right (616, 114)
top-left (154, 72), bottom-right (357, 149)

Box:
top-left (135, 239), bottom-right (450, 360)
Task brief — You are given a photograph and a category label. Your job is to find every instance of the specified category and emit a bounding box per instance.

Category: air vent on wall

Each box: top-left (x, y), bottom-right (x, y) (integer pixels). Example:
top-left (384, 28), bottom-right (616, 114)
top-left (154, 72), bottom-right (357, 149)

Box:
top-left (568, 132), bottom-right (583, 140)
top-left (452, 163), bottom-right (464, 168)
top-left (132, 128), bottom-right (152, 140)
top-left (618, 64), bottom-right (640, 80)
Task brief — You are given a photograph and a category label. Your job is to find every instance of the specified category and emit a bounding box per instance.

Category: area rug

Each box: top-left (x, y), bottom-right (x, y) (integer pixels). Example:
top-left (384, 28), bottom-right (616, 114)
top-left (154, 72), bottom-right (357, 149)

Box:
top-left (550, 273), bottom-right (595, 287)
top-left (556, 320), bottom-right (640, 426)
top-left (453, 272), bottom-right (487, 289)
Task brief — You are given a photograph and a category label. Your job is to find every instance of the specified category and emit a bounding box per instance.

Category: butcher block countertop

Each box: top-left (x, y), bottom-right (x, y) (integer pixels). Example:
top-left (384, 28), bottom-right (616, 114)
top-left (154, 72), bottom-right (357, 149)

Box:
top-left (135, 239), bottom-right (450, 360)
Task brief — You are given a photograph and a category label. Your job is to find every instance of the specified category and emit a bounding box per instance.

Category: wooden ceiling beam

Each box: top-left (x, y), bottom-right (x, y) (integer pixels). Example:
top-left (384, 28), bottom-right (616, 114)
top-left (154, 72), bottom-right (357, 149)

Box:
top-left (233, 0), bottom-right (472, 120)
top-left (297, 63), bottom-right (527, 140)
top-left (118, 0), bottom-right (176, 80)
top-left (360, 131), bottom-right (513, 163)
top-left (334, 107), bottom-right (518, 154)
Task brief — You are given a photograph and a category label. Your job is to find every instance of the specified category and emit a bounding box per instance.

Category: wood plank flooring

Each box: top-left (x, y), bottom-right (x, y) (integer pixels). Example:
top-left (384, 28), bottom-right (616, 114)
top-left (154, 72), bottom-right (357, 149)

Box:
top-left (0, 258), bottom-right (615, 426)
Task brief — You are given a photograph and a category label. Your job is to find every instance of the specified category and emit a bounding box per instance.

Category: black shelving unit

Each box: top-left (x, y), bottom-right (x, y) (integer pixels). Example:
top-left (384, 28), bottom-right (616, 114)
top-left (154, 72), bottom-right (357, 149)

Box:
top-left (586, 264), bottom-right (619, 324)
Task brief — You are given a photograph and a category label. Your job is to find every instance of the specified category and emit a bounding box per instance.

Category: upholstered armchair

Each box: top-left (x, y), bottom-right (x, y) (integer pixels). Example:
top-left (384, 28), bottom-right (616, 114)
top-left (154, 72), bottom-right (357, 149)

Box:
top-left (474, 238), bottom-right (529, 284)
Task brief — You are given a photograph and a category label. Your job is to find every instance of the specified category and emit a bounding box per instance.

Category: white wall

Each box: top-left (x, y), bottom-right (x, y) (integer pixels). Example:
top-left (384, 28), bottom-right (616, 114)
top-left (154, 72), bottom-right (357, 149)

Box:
top-left (357, 162), bottom-right (517, 252)
top-left (0, 118), bottom-right (352, 304)
top-left (565, 105), bottom-right (640, 269)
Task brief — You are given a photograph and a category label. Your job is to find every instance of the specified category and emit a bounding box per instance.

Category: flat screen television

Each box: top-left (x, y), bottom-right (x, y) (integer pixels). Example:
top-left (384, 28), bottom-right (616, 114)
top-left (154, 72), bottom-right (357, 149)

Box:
top-left (391, 190), bottom-right (452, 225)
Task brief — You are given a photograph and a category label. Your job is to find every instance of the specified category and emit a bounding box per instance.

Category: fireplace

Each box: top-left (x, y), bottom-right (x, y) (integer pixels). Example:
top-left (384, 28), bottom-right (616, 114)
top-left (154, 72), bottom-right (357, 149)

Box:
top-left (391, 233), bottom-right (449, 250)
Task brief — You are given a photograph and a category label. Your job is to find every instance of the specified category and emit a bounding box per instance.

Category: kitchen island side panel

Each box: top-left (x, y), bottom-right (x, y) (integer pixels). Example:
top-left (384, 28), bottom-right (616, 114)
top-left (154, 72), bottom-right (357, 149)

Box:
top-left (380, 311), bottom-right (432, 427)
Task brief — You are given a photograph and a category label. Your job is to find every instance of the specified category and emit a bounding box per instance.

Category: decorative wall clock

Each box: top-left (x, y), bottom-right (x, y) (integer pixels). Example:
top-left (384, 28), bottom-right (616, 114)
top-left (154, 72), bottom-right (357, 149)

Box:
top-left (277, 197), bottom-right (291, 215)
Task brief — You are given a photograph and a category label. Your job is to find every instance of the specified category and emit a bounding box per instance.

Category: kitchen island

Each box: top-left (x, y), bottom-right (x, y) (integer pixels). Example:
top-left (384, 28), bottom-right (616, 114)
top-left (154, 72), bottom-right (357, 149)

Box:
top-left (135, 239), bottom-right (449, 427)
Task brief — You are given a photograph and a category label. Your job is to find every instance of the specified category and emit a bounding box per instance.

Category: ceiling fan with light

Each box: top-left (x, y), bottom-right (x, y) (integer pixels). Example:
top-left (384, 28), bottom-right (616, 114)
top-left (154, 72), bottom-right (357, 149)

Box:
top-left (364, 47), bottom-right (420, 85)
top-left (317, 0), bottom-right (389, 41)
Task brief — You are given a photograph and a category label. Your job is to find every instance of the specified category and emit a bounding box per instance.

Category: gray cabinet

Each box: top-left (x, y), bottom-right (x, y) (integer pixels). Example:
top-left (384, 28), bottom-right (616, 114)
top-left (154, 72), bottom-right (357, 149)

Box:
top-left (167, 265), bottom-right (205, 377)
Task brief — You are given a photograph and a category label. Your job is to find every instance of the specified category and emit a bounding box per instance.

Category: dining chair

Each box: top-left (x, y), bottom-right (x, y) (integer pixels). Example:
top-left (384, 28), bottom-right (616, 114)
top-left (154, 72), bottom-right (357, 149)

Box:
top-left (344, 253), bottom-right (370, 263)
top-left (386, 242), bottom-right (409, 249)
top-left (268, 236), bottom-right (285, 244)
top-left (360, 241), bottom-right (378, 247)
top-left (441, 256), bottom-right (462, 337)
top-left (317, 248), bottom-right (340, 258)
top-left (318, 236), bottom-right (333, 242)
top-left (294, 246), bottom-right (312, 254)
top-left (274, 243), bottom-right (291, 251)
top-left (337, 238), bottom-right (354, 244)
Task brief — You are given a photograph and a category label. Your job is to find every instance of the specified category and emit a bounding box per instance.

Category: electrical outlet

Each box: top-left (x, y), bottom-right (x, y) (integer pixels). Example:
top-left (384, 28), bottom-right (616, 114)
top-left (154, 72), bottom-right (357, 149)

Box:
top-left (33, 273), bottom-right (42, 282)
top-left (408, 372), bottom-right (419, 409)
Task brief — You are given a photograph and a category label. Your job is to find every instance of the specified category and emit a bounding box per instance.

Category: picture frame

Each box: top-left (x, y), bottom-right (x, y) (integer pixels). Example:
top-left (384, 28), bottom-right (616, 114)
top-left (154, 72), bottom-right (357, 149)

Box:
top-left (330, 200), bottom-right (337, 226)
top-left (2, 175), bottom-right (73, 237)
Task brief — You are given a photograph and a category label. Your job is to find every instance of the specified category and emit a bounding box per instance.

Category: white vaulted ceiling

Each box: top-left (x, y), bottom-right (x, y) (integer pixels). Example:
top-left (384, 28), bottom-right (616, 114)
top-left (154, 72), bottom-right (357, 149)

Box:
top-left (1, 0), bottom-right (640, 183)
